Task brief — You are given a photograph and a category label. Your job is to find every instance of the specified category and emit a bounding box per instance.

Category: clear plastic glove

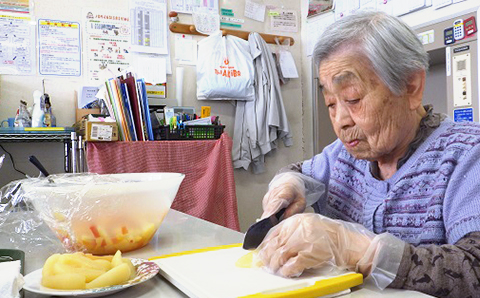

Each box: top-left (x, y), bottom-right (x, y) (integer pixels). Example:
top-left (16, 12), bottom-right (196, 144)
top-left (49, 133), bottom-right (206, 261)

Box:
top-left (256, 213), bottom-right (405, 290)
top-left (261, 172), bottom-right (325, 219)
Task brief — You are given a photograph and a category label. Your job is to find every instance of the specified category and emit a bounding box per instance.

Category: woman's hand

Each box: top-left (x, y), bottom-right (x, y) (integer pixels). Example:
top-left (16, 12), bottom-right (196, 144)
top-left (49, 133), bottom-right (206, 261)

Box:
top-left (261, 173), bottom-right (307, 219)
top-left (257, 213), bottom-right (376, 278)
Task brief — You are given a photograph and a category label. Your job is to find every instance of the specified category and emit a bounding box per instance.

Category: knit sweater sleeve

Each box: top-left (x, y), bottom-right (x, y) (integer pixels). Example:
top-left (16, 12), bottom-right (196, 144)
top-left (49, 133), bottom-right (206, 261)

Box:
top-left (388, 232), bottom-right (480, 298)
top-left (442, 138), bottom-right (480, 244)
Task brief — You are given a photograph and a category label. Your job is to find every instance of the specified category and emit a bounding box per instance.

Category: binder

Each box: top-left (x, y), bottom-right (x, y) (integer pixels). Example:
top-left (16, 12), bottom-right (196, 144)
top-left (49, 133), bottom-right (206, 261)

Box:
top-left (119, 81), bottom-right (137, 141)
top-left (105, 78), bottom-right (125, 141)
top-left (104, 75), bottom-right (153, 141)
top-left (138, 78), bottom-right (154, 141)
top-left (124, 73), bottom-right (144, 141)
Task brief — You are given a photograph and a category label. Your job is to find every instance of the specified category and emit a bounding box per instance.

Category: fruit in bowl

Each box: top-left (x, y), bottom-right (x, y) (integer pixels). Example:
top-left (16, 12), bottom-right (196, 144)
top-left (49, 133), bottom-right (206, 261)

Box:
top-left (22, 172), bottom-right (184, 254)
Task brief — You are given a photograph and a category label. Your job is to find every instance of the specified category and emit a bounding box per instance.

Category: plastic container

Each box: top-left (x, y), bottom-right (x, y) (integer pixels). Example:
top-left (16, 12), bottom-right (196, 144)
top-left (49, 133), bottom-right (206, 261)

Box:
top-left (31, 90), bottom-right (45, 128)
top-left (44, 95), bottom-right (56, 127)
top-left (155, 125), bottom-right (225, 140)
top-left (22, 172), bottom-right (185, 255)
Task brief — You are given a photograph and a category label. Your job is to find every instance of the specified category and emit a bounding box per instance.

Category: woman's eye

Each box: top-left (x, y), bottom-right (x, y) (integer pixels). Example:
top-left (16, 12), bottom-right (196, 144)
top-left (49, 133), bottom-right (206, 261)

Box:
top-left (346, 99), bottom-right (360, 105)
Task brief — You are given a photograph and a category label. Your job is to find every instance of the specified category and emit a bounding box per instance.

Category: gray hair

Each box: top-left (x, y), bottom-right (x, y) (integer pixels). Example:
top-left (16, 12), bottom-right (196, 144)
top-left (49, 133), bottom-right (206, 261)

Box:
top-left (313, 11), bottom-right (429, 96)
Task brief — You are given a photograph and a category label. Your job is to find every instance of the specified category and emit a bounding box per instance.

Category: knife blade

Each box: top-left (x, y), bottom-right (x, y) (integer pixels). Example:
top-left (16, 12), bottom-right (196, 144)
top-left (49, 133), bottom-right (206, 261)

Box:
top-left (242, 208), bottom-right (286, 250)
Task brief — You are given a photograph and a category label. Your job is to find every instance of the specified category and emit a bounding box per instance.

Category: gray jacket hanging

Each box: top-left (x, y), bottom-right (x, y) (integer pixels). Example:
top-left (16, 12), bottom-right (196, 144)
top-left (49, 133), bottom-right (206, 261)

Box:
top-left (232, 32), bottom-right (293, 174)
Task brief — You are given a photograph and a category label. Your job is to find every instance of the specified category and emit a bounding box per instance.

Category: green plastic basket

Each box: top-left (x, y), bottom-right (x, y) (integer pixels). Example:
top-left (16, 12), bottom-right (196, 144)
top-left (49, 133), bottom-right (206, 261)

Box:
top-left (156, 125), bottom-right (225, 140)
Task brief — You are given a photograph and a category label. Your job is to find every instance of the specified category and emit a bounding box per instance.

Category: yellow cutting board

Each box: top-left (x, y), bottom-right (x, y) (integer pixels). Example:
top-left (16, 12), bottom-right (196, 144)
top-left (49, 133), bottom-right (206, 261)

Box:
top-left (150, 244), bottom-right (363, 298)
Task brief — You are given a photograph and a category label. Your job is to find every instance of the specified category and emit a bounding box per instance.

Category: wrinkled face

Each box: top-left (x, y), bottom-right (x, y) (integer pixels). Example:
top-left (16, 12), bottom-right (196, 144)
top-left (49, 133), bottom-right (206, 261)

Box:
top-left (319, 48), bottom-right (414, 161)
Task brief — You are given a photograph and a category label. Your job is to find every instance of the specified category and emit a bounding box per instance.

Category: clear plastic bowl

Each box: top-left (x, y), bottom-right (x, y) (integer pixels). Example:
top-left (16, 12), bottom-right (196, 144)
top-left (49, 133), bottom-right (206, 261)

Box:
top-left (22, 172), bottom-right (185, 255)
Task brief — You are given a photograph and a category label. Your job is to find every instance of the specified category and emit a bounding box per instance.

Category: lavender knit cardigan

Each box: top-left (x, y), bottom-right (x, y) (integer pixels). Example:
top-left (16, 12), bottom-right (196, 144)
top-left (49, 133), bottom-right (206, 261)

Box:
top-left (302, 118), bottom-right (480, 246)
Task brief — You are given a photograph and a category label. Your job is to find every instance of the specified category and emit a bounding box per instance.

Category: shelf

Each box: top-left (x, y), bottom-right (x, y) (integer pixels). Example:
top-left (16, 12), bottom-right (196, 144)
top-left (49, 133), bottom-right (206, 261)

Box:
top-left (0, 127), bottom-right (74, 143)
top-left (0, 134), bottom-right (71, 142)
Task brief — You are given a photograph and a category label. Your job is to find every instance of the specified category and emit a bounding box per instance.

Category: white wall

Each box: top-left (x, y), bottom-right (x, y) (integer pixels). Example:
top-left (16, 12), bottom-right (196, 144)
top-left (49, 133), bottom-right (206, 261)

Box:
top-left (0, 0), bottom-right (305, 232)
top-left (300, 1), bottom-right (337, 157)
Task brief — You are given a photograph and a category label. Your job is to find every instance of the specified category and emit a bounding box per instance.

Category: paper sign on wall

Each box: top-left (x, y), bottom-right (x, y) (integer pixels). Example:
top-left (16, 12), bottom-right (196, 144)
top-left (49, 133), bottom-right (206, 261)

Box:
top-left (279, 51), bottom-right (298, 78)
top-left (170, 0), bottom-right (218, 14)
top-left (78, 86), bottom-right (100, 108)
top-left (129, 0), bottom-right (168, 55)
top-left (132, 54), bottom-right (167, 84)
top-left (83, 9), bottom-right (131, 83)
top-left (175, 34), bottom-right (197, 65)
top-left (0, 13), bottom-right (35, 75)
top-left (270, 9), bottom-right (298, 32)
top-left (38, 19), bottom-right (81, 76)
top-left (245, 0), bottom-right (266, 22)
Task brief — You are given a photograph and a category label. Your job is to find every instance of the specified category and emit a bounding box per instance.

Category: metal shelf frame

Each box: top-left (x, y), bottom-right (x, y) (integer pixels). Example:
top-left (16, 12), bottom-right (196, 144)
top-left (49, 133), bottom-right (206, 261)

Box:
top-left (0, 129), bottom-right (75, 172)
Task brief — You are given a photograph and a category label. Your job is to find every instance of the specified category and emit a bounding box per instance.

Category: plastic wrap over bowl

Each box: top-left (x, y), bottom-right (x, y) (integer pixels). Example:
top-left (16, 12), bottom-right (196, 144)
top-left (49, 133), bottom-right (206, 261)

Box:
top-left (22, 172), bottom-right (185, 255)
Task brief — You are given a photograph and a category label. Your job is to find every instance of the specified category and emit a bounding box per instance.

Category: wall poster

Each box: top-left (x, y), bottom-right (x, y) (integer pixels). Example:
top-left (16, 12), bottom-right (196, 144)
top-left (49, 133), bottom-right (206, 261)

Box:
top-left (38, 19), bottom-right (81, 76)
top-left (129, 0), bottom-right (168, 55)
top-left (83, 9), bottom-right (131, 83)
top-left (308, 0), bottom-right (333, 18)
top-left (0, 13), bottom-right (35, 75)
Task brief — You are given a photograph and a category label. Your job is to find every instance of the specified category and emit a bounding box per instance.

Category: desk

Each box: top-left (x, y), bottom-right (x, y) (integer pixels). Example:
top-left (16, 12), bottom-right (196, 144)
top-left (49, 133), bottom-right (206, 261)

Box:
top-left (86, 133), bottom-right (240, 231)
top-left (0, 127), bottom-right (75, 172)
top-left (18, 210), bottom-right (433, 298)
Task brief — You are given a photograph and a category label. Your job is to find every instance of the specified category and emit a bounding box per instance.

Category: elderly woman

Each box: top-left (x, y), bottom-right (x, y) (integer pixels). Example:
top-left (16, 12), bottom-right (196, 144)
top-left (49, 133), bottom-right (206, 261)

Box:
top-left (257, 10), bottom-right (480, 298)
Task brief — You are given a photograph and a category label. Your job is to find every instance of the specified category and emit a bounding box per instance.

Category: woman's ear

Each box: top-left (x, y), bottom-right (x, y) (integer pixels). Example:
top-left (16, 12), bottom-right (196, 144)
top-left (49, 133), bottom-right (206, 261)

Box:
top-left (406, 70), bottom-right (426, 111)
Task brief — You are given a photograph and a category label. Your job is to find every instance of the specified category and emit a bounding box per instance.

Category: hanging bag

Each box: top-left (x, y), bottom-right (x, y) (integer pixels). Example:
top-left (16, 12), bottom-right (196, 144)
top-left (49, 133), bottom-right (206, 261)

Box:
top-left (197, 31), bottom-right (255, 100)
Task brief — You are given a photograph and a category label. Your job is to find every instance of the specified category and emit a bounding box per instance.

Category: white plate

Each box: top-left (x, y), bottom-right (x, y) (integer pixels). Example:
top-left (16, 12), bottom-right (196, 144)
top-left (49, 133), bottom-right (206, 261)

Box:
top-left (23, 258), bottom-right (159, 297)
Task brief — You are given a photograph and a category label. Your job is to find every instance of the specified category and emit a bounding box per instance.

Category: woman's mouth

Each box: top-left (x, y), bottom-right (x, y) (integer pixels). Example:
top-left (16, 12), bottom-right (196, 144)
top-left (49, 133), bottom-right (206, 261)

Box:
top-left (345, 139), bottom-right (360, 148)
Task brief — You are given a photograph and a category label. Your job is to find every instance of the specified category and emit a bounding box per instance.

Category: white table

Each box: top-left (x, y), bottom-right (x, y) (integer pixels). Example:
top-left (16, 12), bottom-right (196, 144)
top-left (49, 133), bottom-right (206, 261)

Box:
top-left (22, 210), bottom-right (432, 297)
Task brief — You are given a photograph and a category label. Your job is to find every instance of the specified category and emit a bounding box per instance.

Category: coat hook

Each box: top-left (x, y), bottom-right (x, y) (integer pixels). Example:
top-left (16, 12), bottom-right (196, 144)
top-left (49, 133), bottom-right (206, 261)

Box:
top-left (169, 11), bottom-right (179, 23)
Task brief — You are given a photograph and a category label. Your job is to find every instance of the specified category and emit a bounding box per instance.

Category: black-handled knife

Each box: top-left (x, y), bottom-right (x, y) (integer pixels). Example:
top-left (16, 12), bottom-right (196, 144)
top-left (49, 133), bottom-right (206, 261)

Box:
top-left (242, 208), bottom-right (286, 250)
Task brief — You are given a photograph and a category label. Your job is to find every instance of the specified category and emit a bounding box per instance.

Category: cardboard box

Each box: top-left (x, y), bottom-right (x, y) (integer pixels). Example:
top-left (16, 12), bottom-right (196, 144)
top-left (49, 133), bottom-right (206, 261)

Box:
top-left (74, 90), bottom-right (101, 122)
top-left (75, 119), bottom-right (118, 142)
top-left (76, 108), bottom-right (101, 122)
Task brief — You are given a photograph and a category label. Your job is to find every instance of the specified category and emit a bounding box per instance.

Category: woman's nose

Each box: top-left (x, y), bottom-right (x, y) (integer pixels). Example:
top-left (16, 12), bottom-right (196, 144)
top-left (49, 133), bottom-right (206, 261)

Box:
top-left (334, 103), bottom-right (355, 130)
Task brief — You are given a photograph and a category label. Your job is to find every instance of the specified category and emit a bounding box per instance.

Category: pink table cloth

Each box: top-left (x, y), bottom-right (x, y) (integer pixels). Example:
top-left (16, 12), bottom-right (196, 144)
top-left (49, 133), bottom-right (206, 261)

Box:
top-left (86, 133), bottom-right (240, 231)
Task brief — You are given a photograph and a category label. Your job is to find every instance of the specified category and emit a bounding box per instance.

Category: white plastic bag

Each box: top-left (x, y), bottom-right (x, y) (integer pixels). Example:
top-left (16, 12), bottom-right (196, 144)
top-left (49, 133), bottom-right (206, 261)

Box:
top-left (197, 31), bottom-right (255, 100)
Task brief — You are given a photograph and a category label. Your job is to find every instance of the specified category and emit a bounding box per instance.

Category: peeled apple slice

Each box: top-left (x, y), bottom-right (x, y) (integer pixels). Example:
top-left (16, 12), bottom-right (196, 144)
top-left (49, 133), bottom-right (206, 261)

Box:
top-left (111, 250), bottom-right (123, 268)
top-left (42, 273), bottom-right (86, 290)
top-left (86, 263), bottom-right (131, 289)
